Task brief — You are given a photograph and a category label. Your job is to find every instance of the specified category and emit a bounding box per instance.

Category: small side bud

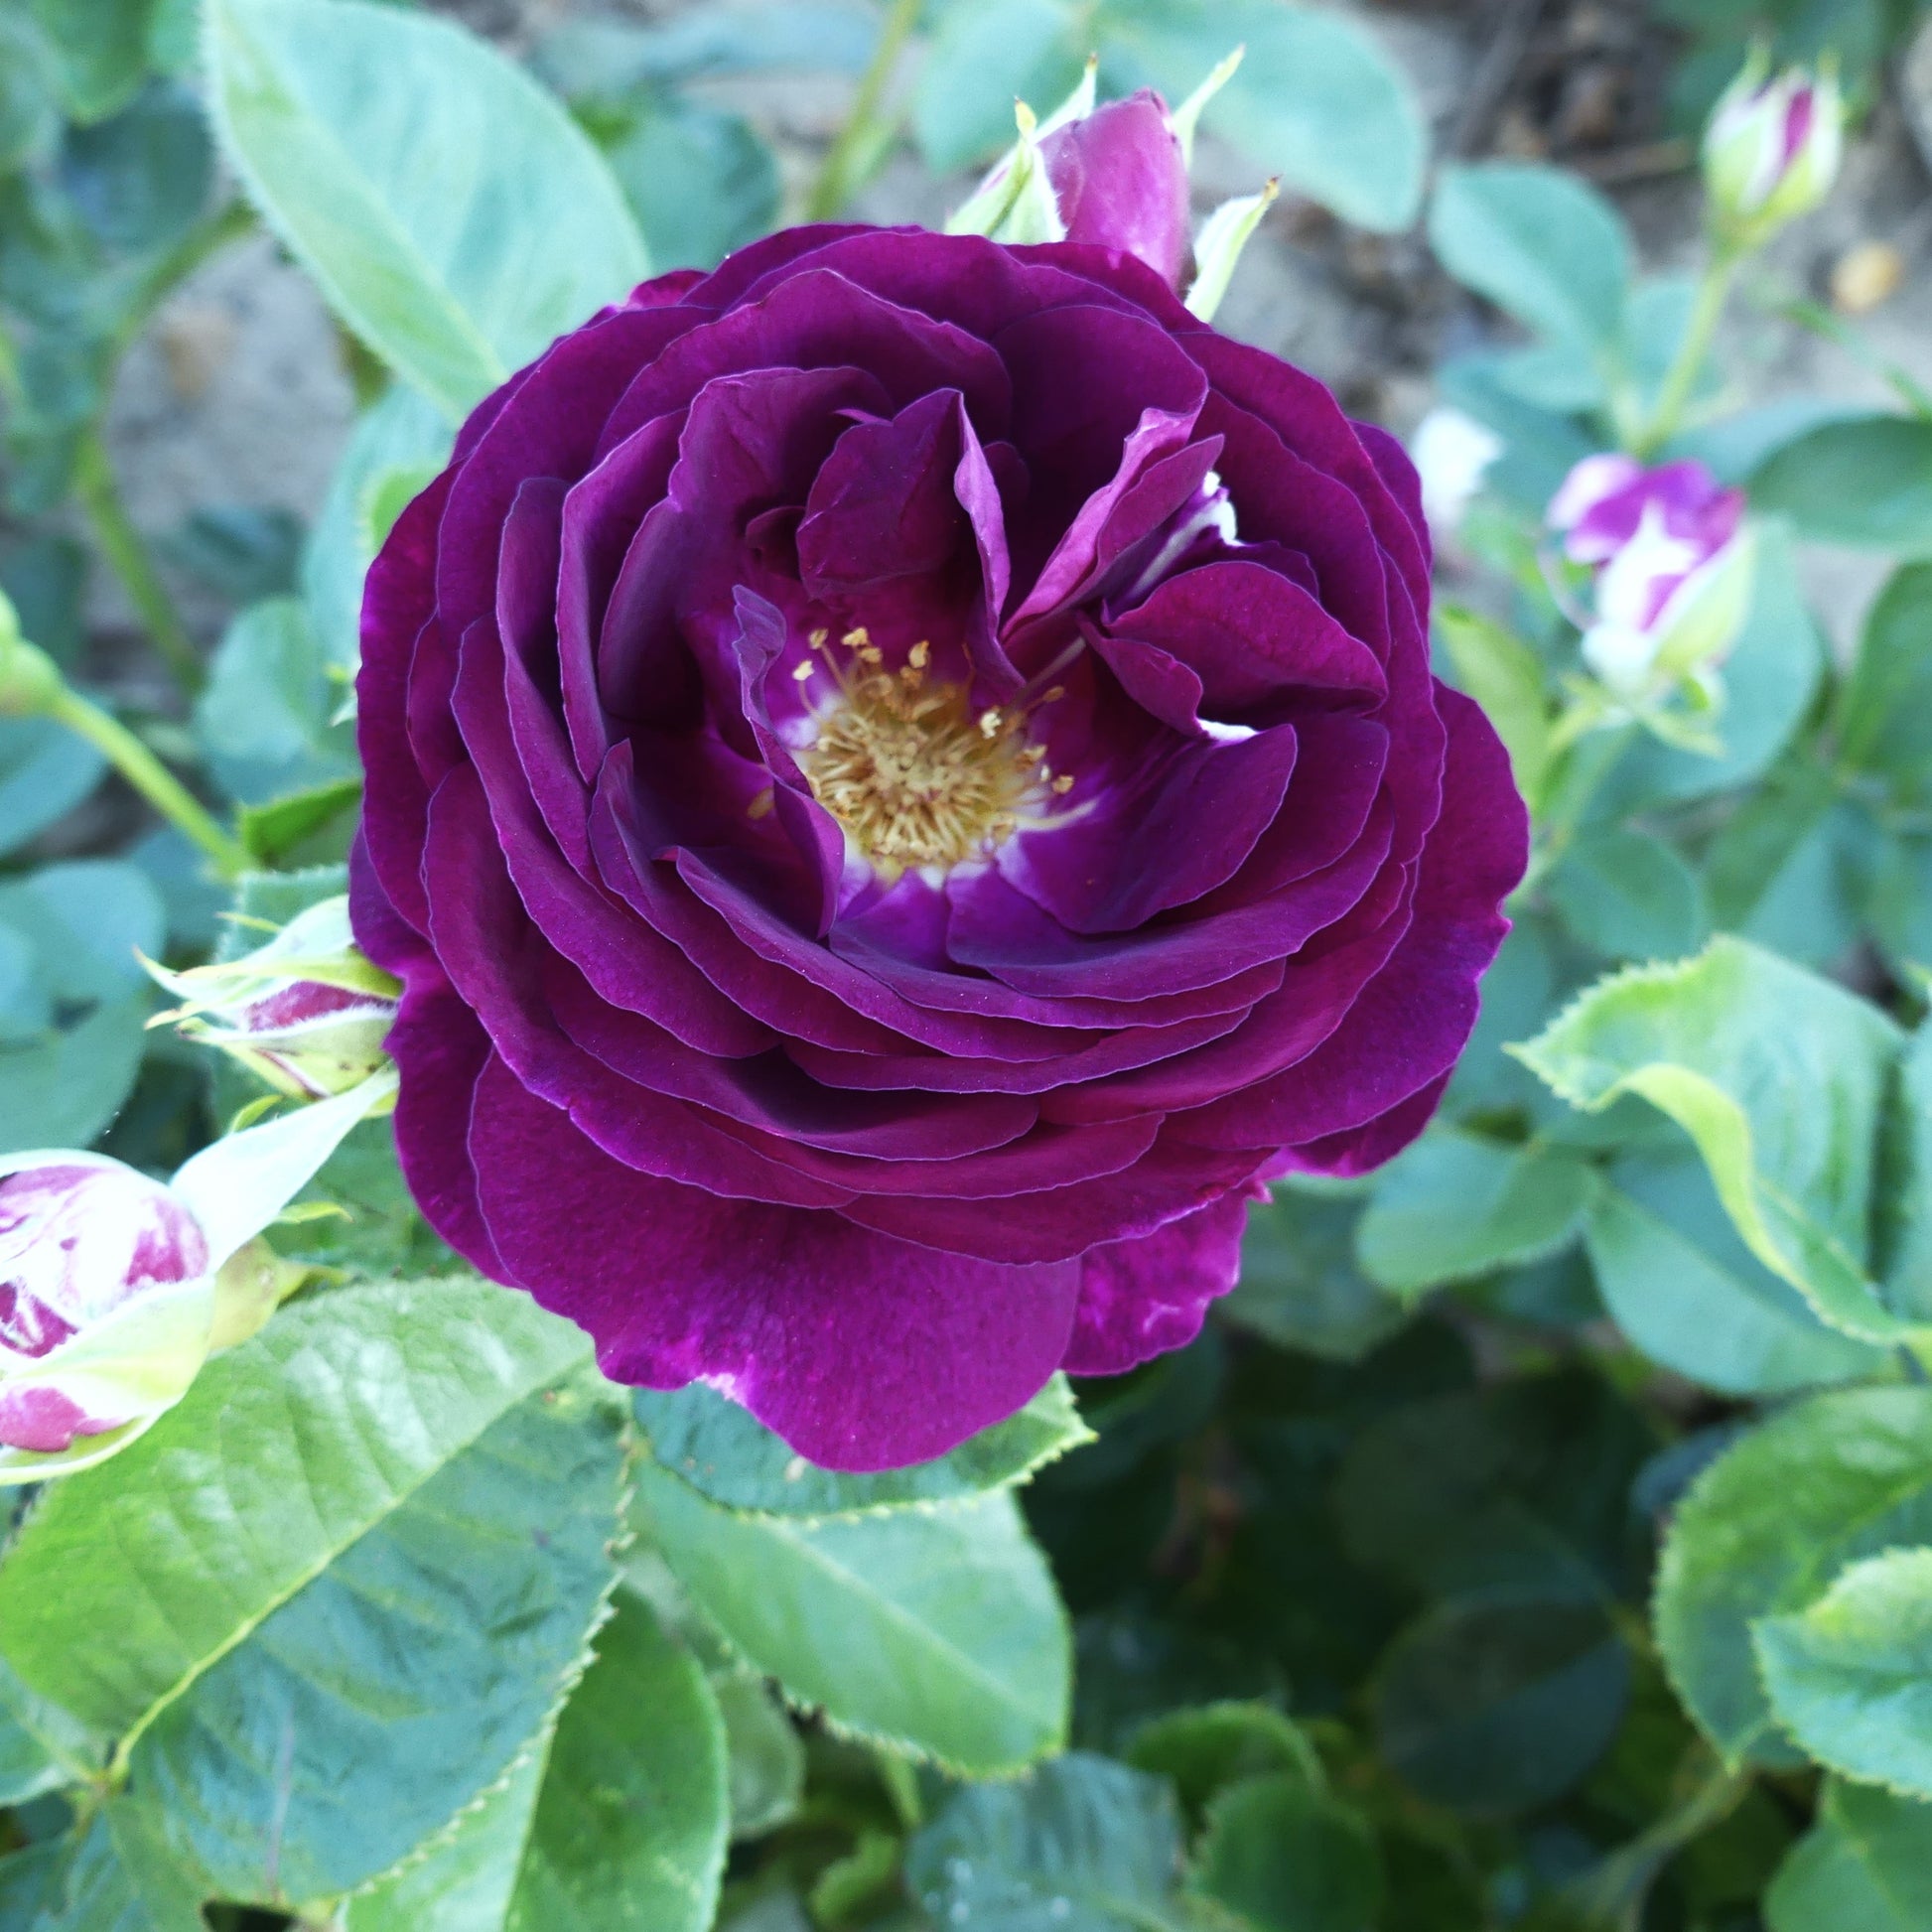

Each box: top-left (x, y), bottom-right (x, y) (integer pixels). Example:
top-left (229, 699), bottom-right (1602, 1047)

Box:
top-left (1548, 455), bottom-right (1755, 716)
top-left (0, 1067), bottom-right (395, 1483)
top-left (1703, 52), bottom-right (1843, 251)
top-left (0, 1156), bottom-right (214, 1476)
top-left (0, 586), bottom-right (64, 719)
top-left (147, 895), bottom-right (400, 1101)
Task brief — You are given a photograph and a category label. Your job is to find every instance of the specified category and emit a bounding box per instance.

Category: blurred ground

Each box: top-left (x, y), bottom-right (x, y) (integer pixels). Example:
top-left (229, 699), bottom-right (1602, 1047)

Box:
top-left (96, 0), bottom-right (1932, 654)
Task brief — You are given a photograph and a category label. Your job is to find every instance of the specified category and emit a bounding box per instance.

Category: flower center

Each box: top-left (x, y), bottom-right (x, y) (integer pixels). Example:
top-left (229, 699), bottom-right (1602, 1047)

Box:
top-left (795, 630), bottom-right (1071, 882)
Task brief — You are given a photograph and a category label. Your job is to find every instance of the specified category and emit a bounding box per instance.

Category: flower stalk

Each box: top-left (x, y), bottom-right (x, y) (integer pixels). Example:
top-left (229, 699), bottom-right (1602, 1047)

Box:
top-left (805, 0), bottom-right (919, 221)
top-left (0, 589), bottom-right (247, 879)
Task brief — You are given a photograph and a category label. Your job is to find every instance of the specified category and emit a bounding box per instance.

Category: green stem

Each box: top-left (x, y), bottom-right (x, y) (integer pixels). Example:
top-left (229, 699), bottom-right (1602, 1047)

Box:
top-left (117, 200), bottom-right (255, 359)
top-left (1635, 249), bottom-right (1740, 458)
top-left (43, 680), bottom-right (247, 879)
top-left (805, 0), bottom-right (919, 221)
top-left (1564, 1752), bottom-right (1750, 1930)
top-left (73, 429), bottom-right (205, 699)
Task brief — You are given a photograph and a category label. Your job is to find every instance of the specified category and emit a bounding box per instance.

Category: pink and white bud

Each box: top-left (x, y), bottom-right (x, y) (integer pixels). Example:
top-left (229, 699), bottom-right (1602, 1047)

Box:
top-left (1549, 456), bottom-right (1755, 703)
top-left (0, 1066), bottom-right (397, 1482)
top-left (1703, 54), bottom-right (1843, 248)
top-left (0, 1156), bottom-right (211, 1465)
top-left (147, 896), bottom-right (399, 1101)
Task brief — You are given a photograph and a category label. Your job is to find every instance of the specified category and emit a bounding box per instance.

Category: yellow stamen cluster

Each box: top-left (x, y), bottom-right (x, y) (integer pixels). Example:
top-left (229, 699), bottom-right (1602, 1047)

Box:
top-left (791, 627), bottom-right (1066, 881)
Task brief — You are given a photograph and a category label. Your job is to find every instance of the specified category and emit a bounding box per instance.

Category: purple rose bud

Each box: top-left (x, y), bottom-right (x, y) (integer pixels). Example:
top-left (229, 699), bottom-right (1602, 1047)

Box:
top-left (1549, 456), bottom-right (1755, 700)
top-left (148, 895), bottom-right (400, 1101)
top-left (1038, 92), bottom-right (1193, 290)
top-left (1703, 53), bottom-right (1843, 248)
top-left (0, 1158), bottom-right (209, 1455)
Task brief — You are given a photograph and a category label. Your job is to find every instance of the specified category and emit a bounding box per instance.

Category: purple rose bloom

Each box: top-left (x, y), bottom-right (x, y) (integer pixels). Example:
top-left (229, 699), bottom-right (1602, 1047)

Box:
top-left (353, 226), bottom-right (1527, 1469)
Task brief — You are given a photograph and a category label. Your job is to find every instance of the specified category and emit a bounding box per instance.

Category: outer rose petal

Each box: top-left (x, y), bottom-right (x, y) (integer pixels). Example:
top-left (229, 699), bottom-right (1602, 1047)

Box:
top-left (1063, 1188), bottom-right (1256, 1376)
top-left (468, 1055), bottom-right (1080, 1468)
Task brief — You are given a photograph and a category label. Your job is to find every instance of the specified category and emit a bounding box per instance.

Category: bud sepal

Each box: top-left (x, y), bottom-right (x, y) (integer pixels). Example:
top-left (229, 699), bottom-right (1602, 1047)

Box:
top-left (146, 895), bottom-right (400, 1101)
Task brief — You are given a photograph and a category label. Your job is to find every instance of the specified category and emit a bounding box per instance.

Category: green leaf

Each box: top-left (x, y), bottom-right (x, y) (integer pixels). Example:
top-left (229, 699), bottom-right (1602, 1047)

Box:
top-left (1373, 1595), bottom-right (1629, 1817)
top-left (1653, 1388), bottom-right (1932, 1767)
top-left (912, 0), bottom-right (1085, 172)
top-left (1514, 936), bottom-right (1909, 1342)
top-left (603, 100), bottom-right (780, 273)
top-left (1432, 606), bottom-right (1551, 807)
top-left (1125, 1704), bottom-right (1324, 1830)
top-left (61, 81), bottom-right (212, 253)
top-left (343, 1753), bottom-right (547, 1932)
top-left (535, 4), bottom-right (881, 94)
top-left (714, 1670), bottom-right (804, 1842)
top-left (11, 1803), bottom-right (208, 1931)
top-left (1334, 1371), bottom-right (1652, 1602)
top-left (1755, 1549), bottom-right (1932, 1798)
top-left (1702, 749), bottom-right (1865, 971)
top-left (1190, 1773), bottom-right (1382, 1932)
top-left (342, 1588), bottom-right (738, 1932)
top-left (1766, 1779), bottom-right (1932, 1931)
top-left (1751, 415), bottom-right (1932, 551)
top-left (1428, 163), bottom-right (1630, 361)
top-left (1838, 563), bottom-right (1932, 804)
top-left (1879, 1022), bottom-right (1932, 1322)
top-left (1586, 1157), bottom-right (1885, 1396)
top-left (1221, 1183), bottom-right (1407, 1364)
top-left (194, 594), bottom-right (357, 805)
top-left (1549, 827), bottom-right (1708, 963)
top-left (635, 1375), bottom-right (1089, 1518)
top-left (1356, 1129), bottom-right (1595, 1297)
top-left (0, 14), bottom-right (60, 174)
top-left (1103, 0), bottom-right (1427, 232)
top-left (500, 1593), bottom-right (728, 1931)
top-left (0, 860), bottom-right (162, 1153)
top-left (204, 0), bottom-right (647, 420)
top-left (237, 774), bottom-right (363, 869)
top-left (121, 1370), bottom-right (623, 1908)
top-left (29, 0), bottom-right (158, 123)
top-left (0, 717), bottom-right (103, 857)
top-left (633, 1461), bottom-right (1068, 1776)
top-left (0, 1278), bottom-right (596, 1759)
top-left (303, 384), bottom-right (452, 672)
top-left (903, 1752), bottom-right (1193, 1932)
top-left (0, 1701), bottom-right (60, 1807)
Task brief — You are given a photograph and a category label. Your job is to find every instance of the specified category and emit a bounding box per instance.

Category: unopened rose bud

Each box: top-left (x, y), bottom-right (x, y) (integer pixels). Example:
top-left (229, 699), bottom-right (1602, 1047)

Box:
top-left (147, 895), bottom-right (400, 1101)
top-left (1036, 91), bottom-right (1192, 288)
top-left (0, 1067), bottom-right (397, 1481)
top-left (1549, 455), bottom-right (1756, 706)
top-left (1703, 53), bottom-right (1843, 251)
top-left (0, 1157), bottom-right (212, 1466)
top-left (947, 50), bottom-right (1264, 319)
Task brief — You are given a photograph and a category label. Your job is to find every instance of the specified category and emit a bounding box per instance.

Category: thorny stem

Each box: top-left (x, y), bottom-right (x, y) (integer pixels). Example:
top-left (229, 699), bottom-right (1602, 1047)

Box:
top-left (805, 0), bottom-right (920, 221)
top-left (1636, 247), bottom-right (1740, 458)
top-left (41, 679), bottom-right (247, 879)
top-left (73, 430), bottom-right (205, 699)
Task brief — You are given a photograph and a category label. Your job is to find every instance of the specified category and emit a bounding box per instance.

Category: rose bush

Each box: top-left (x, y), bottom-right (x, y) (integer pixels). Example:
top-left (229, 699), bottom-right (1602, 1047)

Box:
top-left (354, 223), bottom-right (1527, 1468)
